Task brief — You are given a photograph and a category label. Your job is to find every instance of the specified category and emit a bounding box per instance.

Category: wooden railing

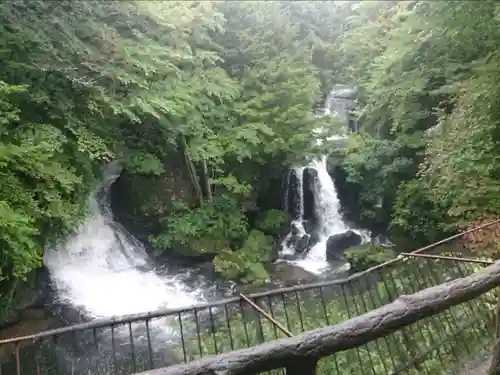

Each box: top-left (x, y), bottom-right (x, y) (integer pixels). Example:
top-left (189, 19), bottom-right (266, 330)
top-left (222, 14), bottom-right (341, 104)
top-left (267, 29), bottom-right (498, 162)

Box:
top-left (135, 261), bottom-right (500, 375)
top-left (2, 221), bottom-right (500, 375)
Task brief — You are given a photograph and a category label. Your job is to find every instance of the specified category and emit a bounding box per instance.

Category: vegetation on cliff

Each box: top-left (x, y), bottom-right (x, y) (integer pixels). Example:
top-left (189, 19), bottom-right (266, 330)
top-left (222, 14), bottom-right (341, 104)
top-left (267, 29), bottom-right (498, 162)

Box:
top-left (2, 0), bottom-right (500, 309)
top-left (0, 0), bottom-right (349, 298)
top-left (335, 1), bottom-right (500, 253)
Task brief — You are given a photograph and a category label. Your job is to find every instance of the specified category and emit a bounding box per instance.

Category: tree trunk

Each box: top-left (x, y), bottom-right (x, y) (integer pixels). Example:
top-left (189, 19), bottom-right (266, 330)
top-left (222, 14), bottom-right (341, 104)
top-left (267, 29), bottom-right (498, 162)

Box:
top-left (180, 135), bottom-right (203, 206)
top-left (201, 159), bottom-right (213, 204)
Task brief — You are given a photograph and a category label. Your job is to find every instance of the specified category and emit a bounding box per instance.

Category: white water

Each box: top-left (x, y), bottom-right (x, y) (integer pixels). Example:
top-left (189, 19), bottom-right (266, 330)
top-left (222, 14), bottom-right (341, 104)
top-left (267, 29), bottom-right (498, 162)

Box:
top-left (291, 156), bottom-right (354, 274)
top-left (299, 156), bottom-right (349, 264)
top-left (44, 163), bottom-right (206, 320)
top-left (281, 87), bottom-right (369, 274)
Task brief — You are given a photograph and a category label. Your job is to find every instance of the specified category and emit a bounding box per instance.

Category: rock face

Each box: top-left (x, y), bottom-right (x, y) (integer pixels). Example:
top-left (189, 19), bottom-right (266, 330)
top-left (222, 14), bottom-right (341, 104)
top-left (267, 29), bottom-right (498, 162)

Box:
top-left (284, 233), bottom-right (310, 254)
top-left (302, 167), bottom-right (318, 222)
top-left (0, 267), bottom-right (50, 329)
top-left (110, 151), bottom-right (196, 244)
top-left (325, 230), bottom-right (363, 261)
top-left (283, 222), bottom-right (311, 254)
top-left (286, 169), bottom-right (302, 220)
top-left (271, 262), bottom-right (318, 286)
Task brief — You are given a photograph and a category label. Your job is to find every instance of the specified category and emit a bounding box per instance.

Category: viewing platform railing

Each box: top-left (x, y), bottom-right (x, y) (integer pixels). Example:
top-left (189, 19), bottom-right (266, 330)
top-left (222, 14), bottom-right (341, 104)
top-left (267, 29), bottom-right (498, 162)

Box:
top-left (1, 220), bottom-right (500, 375)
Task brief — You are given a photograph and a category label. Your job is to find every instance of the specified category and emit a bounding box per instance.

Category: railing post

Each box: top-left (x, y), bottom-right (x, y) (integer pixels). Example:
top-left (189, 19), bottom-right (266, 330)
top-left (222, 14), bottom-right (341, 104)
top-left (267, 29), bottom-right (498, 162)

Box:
top-left (285, 358), bottom-right (318, 375)
top-left (487, 290), bottom-right (500, 375)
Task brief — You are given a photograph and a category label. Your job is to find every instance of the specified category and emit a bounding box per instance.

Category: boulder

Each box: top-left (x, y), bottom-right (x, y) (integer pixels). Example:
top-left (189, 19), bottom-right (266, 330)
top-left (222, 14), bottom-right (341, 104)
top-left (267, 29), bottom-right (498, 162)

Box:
top-left (344, 243), bottom-right (396, 272)
top-left (373, 234), bottom-right (396, 248)
top-left (271, 262), bottom-right (318, 286)
top-left (290, 222), bottom-right (303, 236)
top-left (295, 235), bottom-right (310, 253)
top-left (326, 230), bottom-right (362, 261)
top-left (303, 219), bottom-right (316, 234)
top-left (0, 266), bottom-right (51, 329)
top-left (284, 234), bottom-right (310, 254)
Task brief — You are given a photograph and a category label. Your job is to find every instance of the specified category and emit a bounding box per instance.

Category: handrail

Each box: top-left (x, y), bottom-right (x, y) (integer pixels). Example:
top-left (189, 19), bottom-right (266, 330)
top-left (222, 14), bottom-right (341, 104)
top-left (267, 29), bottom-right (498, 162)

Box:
top-left (135, 261), bottom-right (500, 375)
top-left (1, 218), bottom-right (499, 345)
top-left (400, 252), bottom-right (494, 265)
top-left (239, 293), bottom-right (292, 337)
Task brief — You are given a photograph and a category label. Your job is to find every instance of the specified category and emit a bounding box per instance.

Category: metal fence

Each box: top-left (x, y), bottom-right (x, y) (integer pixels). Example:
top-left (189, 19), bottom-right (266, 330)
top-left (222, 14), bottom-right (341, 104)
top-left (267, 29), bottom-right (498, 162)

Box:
top-left (0, 252), bottom-right (497, 375)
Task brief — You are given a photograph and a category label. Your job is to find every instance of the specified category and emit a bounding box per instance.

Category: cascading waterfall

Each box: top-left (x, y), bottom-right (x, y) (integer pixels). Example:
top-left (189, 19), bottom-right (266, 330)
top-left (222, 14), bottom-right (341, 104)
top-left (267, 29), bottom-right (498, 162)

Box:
top-left (280, 87), bottom-right (368, 274)
top-left (44, 162), bottom-right (207, 320)
top-left (302, 156), bottom-right (349, 262)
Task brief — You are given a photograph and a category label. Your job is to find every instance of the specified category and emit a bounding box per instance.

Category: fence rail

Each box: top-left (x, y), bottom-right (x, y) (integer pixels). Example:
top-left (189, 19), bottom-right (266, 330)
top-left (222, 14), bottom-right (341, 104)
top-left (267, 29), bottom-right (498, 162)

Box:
top-left (138, 261), bottom-right (500, 375)
top-left (1, 219), bottom-right (500, 375)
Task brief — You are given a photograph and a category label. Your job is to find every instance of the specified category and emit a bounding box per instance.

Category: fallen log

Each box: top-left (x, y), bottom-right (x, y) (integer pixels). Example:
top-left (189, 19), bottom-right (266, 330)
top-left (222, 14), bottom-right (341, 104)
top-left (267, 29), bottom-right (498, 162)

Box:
top-left (136, 261), bottom-right (500, 375)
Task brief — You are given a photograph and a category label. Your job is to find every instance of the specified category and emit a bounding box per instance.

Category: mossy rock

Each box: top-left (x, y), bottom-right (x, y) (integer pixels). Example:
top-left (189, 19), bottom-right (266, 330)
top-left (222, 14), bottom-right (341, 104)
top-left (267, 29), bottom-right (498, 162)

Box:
top-left (271, 262), bottom-right (318, 286)
top-left (177, 238), bottom-right (231, 258)
top-left (254, 209), bottom-right (291, 237)
top-left (212, 230), bottom-right (275, 284)
top-left (345, 244), bottom-right (396, 271)
top-left (110, 150), bottom-right (196, 243)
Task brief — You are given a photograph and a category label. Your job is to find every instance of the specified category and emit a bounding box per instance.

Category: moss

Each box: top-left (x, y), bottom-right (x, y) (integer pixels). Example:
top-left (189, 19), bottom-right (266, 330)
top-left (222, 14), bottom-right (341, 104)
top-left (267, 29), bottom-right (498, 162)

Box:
top-left (175, 238), bottom-right (231, 257)
top-left (345, 244), bottom-right (396, 271)
top-left (212, 230), bottom-right (274, 284)
top-left (0, 279), bottom-right (19, 328)
top-left (254, 209), bottom-right (290, 237)
top-left (110, 151), bottom-right (196, 243)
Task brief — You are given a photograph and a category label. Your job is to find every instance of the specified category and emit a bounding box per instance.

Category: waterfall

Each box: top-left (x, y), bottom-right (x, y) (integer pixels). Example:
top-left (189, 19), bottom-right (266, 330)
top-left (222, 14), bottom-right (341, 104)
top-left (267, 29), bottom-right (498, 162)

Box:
top-left (280, 87), bottom-right (368, 274)
top-left (304, 156), bottom-right (349, 261)
top-left (44, 162), bottom-right (207, 320)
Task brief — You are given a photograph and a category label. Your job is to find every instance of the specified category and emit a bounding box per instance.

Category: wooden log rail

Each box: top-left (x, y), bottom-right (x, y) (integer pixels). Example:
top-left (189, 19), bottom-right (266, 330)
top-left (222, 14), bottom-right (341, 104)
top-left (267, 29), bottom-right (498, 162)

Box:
top-left (136, 261), bottom-right (500, 375)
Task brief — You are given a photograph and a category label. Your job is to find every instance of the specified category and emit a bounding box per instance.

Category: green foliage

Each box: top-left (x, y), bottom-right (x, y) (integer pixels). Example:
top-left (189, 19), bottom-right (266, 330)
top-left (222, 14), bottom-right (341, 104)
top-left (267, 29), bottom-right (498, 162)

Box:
top-left (0, 202), bottom-right (39, 281)
top-left (420, 55), bottom-right (500, 225)
top-left (210, 175), bottom-right (253, 198)
top-left (151, 197), bottom-right (249, 257)
top-left (344, 244), bottom-right (395, 270)
top-left (254, 209), bottom-right (290, 236)
top-left (213, 230), bottom-right (274, 284)
top-left (123, 152), bottom-right (164, 176)
top-left (390, 180), bottom-right (454, 244)
top-left (0, 79), bottom-right (105, 282)
top-left (341, 134), bottom-right (414, 224)
top-left (0, 0), bottom-right (353, 292)
top-left (335, 0), bottom-right (500, 242)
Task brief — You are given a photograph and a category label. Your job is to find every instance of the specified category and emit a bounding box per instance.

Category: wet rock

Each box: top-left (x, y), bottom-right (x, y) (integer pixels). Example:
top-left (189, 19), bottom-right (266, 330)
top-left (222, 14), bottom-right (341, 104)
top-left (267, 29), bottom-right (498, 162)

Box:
top-left (303, 167), bottom-right (318, 221)
top-left (344, 243), bottom-right (396, 272)
top-left (295, 235), bottom-right (310, 253)
top-left (284, 233), bottom-right (311, 254)
top-left (290, 222), bottom-right (302, 236)
top-left (16, 266), bottom-right (50, 311)
top-left (271, 262), bottom-right (318, 286)
top-left (308, 229), bottom-right (321, 250)
top-left (303, 219), bottom-right (316, 234)
top-left (0, 267), bottom-right (51, 330)
top-left (287, 169), bottom-right (303, 220)
top-left (373, 234), bottom-right (396, 248)
top-left (110, 150), bottom-right (196, 245)
top-left (325, 230), bottom-right (362, 261)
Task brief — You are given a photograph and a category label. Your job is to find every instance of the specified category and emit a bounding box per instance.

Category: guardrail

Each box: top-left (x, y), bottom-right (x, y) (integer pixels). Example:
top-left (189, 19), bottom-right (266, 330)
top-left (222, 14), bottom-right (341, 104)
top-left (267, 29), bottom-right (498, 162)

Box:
top-left (138, 260), bottom-right (500, 375)
top-left (1, 220), bottom-right (499, 375)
